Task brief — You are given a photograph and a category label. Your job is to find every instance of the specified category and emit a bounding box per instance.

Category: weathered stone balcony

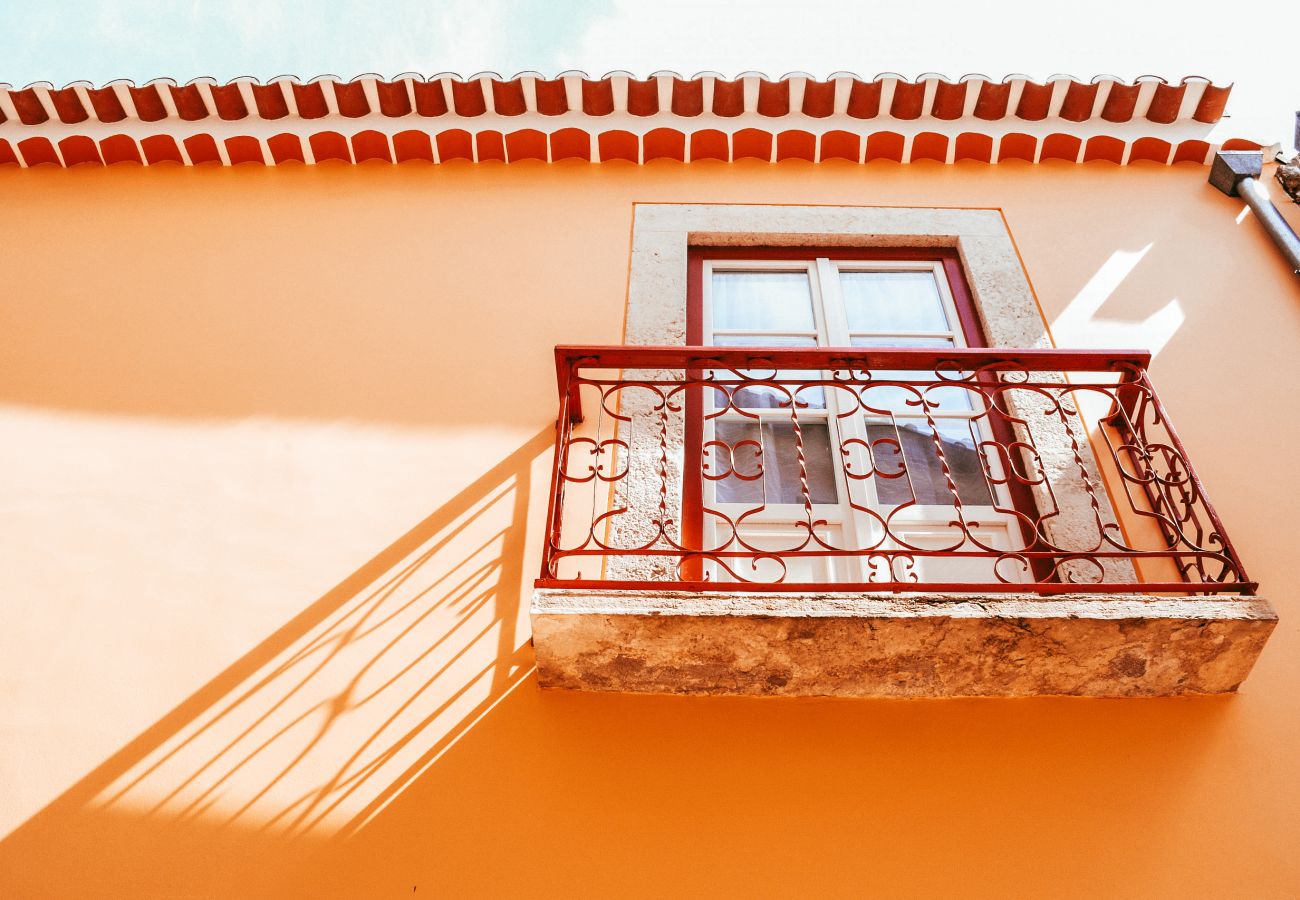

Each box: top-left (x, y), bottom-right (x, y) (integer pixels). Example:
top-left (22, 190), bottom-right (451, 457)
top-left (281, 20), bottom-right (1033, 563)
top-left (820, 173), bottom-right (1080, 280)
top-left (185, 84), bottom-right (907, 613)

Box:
top-left (532, 345), bottom-right (1277, 697)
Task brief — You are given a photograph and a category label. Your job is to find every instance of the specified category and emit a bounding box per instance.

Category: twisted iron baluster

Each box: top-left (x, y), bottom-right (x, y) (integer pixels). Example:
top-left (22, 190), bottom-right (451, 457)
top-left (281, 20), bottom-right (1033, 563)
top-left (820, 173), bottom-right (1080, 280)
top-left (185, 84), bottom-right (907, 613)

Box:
top-left (1052, 385), bottom-right (1109, 583)
top-left (1059, 391), bottom-right (1104, 528)
top-left (922, 413), bottom-right (963, 515)
top-left (656, 399), bottom-right (671, 543)
top-left (790, 399), bottom-right (814, 527)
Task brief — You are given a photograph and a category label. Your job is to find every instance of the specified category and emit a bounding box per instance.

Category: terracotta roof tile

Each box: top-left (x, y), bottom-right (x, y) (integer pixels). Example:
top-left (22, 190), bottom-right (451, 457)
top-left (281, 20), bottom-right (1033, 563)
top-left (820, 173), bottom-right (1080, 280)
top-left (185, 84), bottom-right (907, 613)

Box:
top-left (0, 71), bottom-right (1248, 169)
top-left (671, 77), bottom-right (703, 116)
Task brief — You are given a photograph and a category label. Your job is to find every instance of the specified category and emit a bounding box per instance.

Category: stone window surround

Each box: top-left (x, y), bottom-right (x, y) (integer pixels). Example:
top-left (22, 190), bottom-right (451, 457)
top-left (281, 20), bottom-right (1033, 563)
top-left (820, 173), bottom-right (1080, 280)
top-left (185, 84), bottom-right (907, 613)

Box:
top-left (625, 203), bottom-right (1053, 348)
top-left (605, 202), bottom-right (1130, 583)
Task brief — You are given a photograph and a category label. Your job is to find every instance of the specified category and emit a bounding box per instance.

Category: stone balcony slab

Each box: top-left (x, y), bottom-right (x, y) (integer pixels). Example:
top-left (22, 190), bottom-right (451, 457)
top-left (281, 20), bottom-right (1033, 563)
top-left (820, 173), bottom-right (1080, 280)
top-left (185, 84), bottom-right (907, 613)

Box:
top-left (531, 589), bottom-right (1277, 698)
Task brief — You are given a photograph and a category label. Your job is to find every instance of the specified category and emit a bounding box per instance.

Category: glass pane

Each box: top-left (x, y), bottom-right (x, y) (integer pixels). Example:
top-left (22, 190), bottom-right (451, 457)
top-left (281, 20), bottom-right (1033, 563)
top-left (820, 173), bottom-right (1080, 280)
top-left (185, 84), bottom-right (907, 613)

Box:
top-left (840, 271), bottom-right (950, 334)
top-left (850, 336), bottom-right (954, 348)
top-left (846, 337), bottom-right (972, 413)
top-left (712, 271), bottom-right (815, 332)
top-left (866, 419), bottom-right (992, 507)
top-left (712, 334), bottom-right (824, 409)
top-left (714, 334), bottom-right (818, 348)
top-left (713, 420), bottom-right (838, 505)
top-left (859, 377), bottom-right (973, 415)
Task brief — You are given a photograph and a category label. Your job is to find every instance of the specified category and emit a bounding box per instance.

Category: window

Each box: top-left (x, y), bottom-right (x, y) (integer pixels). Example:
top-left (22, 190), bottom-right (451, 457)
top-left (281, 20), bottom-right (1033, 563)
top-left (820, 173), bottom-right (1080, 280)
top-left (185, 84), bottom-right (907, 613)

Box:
top-left (686, 248), bottom-right (1031, 585)
top-left (601, 205), bottom-right (1130, 589)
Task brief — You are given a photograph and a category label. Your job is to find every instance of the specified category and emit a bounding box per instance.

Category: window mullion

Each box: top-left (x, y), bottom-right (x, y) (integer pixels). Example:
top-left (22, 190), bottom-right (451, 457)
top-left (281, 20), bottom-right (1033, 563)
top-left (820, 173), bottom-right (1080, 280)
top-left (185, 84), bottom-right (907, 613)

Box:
top-left (812, 258), bottom-right (875, 579)
top-left (814, 258), bottom-right (851, 345)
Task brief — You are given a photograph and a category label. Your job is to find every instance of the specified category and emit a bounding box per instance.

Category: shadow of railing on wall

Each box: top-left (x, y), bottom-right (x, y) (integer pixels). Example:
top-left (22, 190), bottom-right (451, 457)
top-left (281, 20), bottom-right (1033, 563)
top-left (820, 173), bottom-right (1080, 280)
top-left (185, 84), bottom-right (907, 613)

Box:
top-left (0, 428), bottom-right (553, 895)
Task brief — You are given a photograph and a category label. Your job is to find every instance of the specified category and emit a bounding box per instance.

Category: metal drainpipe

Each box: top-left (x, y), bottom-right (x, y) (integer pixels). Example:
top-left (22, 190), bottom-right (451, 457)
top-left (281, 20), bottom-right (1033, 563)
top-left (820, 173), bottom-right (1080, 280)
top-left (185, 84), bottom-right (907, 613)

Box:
top-left (1209, 149), bottom-right (1300, 276)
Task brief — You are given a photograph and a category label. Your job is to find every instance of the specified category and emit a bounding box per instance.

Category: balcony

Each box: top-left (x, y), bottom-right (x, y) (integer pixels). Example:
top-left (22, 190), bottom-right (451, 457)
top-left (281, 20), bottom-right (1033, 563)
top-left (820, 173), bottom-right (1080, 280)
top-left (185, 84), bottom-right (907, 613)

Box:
top-left (532, 345), bottom-right (1277, 697)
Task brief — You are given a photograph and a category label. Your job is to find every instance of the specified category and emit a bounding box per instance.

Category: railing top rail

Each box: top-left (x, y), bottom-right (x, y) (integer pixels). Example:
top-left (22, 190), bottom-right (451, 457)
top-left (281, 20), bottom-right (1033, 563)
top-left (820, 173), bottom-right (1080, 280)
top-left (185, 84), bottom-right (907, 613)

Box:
top-left (554, 345), bottom-right (1152, 421)
top-left (555, 344), bottom-right (1151, 375)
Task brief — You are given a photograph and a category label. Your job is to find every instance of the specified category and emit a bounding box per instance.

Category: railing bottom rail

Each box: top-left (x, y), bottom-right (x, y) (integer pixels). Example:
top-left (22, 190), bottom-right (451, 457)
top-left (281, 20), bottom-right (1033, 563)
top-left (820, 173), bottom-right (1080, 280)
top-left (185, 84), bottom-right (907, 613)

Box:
top-left (535, 579), bottom-right (1259, 596)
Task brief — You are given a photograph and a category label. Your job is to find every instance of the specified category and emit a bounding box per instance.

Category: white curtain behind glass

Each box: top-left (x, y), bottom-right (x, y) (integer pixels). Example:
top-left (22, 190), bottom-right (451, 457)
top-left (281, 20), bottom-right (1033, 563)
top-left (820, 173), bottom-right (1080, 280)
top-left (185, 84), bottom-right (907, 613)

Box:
top-left (711, 271), bottom-right (815, 332)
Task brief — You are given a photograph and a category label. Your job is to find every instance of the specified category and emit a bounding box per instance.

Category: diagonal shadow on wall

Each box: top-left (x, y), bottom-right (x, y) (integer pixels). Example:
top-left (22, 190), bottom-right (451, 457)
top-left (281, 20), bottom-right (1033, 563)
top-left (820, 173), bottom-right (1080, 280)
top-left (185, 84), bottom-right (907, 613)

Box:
top-left (0, 428), bottom-right (553, 899)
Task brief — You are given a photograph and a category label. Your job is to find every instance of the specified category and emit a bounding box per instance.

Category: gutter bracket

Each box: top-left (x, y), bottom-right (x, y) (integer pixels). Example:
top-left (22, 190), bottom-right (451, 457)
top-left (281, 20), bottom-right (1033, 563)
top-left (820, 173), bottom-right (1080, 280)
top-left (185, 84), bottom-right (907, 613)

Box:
top-left (1211, 150), bottom-right (1300, 276)
top-left (1209, 150), bottom-right (1262, 197)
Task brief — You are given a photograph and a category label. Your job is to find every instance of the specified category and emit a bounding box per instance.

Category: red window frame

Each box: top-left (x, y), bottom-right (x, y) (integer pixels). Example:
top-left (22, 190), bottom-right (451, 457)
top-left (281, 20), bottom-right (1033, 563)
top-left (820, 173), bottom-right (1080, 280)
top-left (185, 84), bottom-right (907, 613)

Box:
top-left (686, 246), bottom-right (989, 346)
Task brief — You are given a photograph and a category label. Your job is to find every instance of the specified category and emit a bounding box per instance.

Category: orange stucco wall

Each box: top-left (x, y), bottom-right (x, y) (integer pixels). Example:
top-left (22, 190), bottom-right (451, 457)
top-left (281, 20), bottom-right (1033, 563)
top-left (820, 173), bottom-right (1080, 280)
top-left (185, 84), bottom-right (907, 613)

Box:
top-left (1, 158), bottom-right (1298, 898)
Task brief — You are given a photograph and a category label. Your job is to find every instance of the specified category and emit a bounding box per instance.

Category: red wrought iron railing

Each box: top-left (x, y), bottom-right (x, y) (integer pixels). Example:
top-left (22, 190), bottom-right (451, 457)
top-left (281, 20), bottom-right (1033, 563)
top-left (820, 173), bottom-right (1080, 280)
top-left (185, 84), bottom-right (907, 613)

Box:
top-left (538, 345), bottom-right (1254, 595)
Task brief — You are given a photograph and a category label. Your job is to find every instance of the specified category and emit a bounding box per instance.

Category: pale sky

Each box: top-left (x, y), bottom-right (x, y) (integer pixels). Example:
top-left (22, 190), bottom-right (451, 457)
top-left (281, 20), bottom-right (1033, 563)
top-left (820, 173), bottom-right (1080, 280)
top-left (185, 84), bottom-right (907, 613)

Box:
top-left (1, 0), bottom-right (1294, 147)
